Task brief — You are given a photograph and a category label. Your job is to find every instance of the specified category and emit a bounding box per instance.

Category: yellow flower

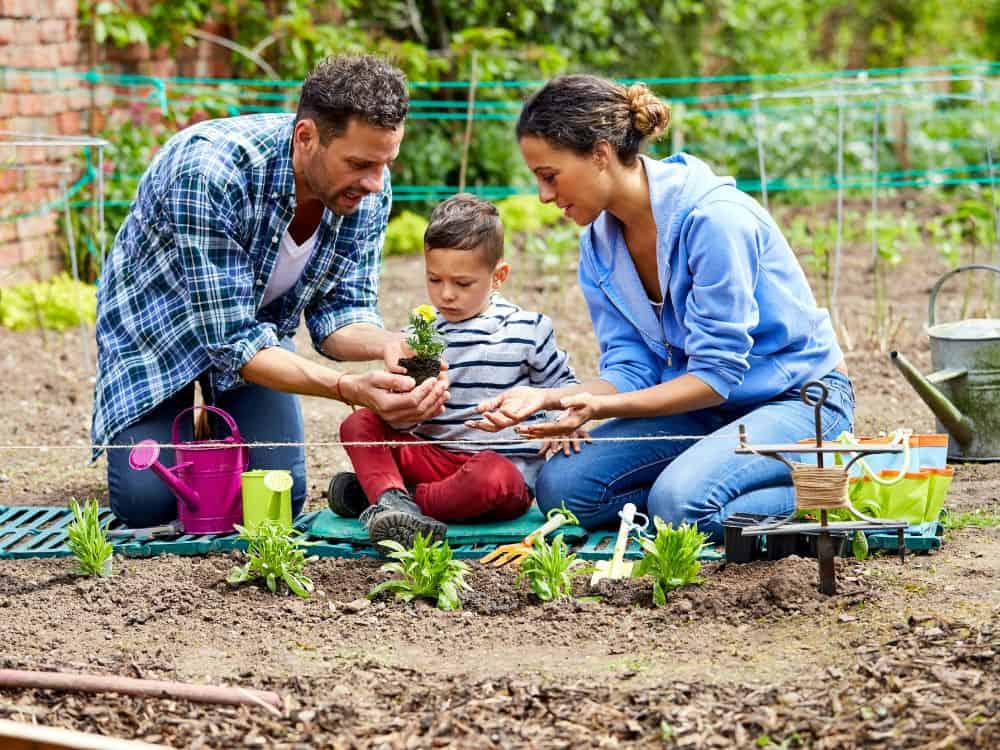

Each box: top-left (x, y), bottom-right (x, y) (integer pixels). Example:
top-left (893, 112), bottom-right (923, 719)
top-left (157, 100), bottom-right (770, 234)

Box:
top-left (414, 304), bottom-right (437, 322)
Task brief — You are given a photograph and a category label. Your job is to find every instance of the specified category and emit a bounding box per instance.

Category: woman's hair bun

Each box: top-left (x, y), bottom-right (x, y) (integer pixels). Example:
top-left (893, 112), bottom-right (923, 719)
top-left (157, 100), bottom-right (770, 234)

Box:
top-left (625, 83), bottom-right (670, 139)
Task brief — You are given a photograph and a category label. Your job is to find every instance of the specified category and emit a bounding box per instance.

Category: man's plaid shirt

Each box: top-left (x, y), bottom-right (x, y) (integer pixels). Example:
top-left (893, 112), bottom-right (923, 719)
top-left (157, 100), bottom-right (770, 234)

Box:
top-left (92, 113), bottom-right (389, 455)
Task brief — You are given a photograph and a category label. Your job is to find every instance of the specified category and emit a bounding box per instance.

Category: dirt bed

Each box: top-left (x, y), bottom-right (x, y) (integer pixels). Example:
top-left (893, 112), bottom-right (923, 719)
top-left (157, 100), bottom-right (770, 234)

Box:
top-left (1, 194), bottom-right (998, 748)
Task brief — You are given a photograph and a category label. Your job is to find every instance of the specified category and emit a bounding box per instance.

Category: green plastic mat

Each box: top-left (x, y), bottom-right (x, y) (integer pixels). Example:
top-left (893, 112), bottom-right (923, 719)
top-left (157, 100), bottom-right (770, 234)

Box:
top-left (0, 504), bottom-right (730, 561)
top-left (306, 505), bottom-right (588, 545)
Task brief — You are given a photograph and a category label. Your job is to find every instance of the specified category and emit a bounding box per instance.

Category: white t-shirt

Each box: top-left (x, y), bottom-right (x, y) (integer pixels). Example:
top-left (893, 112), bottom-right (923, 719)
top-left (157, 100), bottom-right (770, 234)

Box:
top-left (261, 226), bottom-right (320, 306)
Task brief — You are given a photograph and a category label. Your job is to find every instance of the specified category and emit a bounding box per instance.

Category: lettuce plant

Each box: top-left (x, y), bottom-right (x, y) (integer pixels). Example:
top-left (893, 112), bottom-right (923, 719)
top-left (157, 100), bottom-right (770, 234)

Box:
top-left (516, 532), bottom-right (587, 602)
top-left (368, 532), bottom-right (470, 611)
top-left (227, 521), bottom-right (317, 598)
top-left (632, 519), bottom-right (706, 606)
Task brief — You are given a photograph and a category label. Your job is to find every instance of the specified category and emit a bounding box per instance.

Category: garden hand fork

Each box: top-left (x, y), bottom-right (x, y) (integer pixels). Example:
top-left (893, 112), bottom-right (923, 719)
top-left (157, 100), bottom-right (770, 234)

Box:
top-left (479, 506), bottom-right (578, 568)
top-left (590, 503), bottom-right (643, 586)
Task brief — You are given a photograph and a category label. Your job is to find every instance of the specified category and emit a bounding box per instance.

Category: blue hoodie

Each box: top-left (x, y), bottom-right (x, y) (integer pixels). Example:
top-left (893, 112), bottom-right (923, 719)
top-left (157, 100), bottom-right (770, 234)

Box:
top-left (580, 153), bottom-right (843, 404)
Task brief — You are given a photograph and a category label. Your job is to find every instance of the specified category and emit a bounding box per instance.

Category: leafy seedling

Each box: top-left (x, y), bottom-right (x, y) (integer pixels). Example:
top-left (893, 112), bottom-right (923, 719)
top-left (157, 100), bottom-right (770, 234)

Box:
top-left (368, 532), bottom-right (471, 611)
top-left (516, 532), bottom-right (589, 602)
top-left (632, 518), bottom-right (707, 606)
top-left (227, 520), bottom-right (317, 598)
top-left (66, 498), bottom-right (113, 577)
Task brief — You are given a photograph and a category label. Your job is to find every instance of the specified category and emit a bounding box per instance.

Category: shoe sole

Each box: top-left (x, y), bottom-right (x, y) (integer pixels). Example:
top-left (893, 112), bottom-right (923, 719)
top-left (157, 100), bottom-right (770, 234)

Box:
top-left (368, 511), bottom-right (447, 550)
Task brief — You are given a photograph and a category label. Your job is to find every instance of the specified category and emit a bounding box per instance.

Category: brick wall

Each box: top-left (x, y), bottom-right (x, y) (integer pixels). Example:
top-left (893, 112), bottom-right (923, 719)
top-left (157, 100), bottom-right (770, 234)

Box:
top-left (0, 0), bottom-right (87, 281)
top-left (0, 2), bottom-right (234, 283)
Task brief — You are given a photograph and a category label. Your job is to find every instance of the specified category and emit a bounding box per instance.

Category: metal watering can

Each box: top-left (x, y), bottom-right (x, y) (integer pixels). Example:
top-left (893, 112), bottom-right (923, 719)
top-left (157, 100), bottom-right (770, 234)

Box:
top-left (128, 405), bottom-right (249, 533)
top-left (891, 263), bottom-right (1000, 462)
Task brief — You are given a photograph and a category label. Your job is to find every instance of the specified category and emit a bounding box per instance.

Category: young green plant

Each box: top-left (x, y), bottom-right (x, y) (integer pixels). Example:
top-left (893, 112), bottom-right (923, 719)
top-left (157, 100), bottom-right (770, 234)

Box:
top-left (368, 531), bottom-right (471, 611)
top-left (399, 304), bottom-right (446, 385)
top-left (632, 518), bottom-right (707, 606)
top-left (227, 520), bottom-right (317, 598)
top-left (516, 532), bottom-right (588, 602)
top-left (66, 498), bottom-right (113, 577)
top-left (406, 304), bottom-right (445, 359)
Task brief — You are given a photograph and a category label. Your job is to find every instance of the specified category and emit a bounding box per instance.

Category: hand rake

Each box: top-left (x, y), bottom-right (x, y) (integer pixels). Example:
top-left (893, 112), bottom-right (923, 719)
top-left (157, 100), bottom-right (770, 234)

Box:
top-left (590, 503), bottom-right (644, 586)
top-left (479, 507), bottom-right (577, 568)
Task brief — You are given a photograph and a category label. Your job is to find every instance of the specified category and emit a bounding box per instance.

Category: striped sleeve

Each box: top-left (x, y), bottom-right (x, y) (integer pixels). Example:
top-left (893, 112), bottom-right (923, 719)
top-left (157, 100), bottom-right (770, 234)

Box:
top-left (528, 313), bottom-right (577, 387)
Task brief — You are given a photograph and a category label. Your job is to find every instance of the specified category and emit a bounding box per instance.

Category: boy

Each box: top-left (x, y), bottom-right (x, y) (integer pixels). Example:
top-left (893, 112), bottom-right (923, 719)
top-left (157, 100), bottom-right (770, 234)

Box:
top-left (330, 193), bottom-right (581, 548)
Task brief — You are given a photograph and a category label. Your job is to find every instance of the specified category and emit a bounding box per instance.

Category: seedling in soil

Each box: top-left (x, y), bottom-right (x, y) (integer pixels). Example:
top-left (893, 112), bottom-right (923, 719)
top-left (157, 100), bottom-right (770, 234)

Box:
top-left (368, 532), bottom-right (470, 611)
top-left (515, 532), bottom-right (589, 602)
top-left (66, 498), bottom-right (113, 577)
top-left (399, 304), bottom-right (446, 385)
top-left (632, 518), bottom-right (707, 606)
top-left (227, 520), bottom-right (317, 598)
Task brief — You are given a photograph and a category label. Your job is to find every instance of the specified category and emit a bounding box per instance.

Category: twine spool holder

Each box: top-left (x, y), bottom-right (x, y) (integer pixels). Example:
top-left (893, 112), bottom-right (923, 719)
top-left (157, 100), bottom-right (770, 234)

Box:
top-left (734, 380), bottom-right (908, 594)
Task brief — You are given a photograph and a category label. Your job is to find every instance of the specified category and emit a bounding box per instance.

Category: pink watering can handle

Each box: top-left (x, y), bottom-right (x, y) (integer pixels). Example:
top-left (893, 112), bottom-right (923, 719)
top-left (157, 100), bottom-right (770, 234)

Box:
top-left (171, 405), bottom-right (245, 446)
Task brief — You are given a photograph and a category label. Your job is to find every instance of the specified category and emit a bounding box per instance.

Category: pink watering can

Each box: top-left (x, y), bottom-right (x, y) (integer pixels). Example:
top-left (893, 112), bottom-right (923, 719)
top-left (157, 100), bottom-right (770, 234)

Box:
top-left (128, 405), bottom-right (249, 534)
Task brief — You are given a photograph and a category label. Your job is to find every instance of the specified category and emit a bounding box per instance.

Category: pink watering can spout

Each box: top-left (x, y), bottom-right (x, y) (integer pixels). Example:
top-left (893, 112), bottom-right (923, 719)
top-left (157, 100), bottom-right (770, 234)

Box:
top-left (128, 440), bottom-right (200, 512)
top-left (127, 405), bottom-right (248, 534)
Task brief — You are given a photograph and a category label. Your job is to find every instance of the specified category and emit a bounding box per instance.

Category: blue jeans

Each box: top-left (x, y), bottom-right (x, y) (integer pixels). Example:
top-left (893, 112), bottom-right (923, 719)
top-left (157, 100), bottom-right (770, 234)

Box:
top-left (535, 371), bottom-right (855, 542)
top-left (106, 358), bottom-right (306, 528)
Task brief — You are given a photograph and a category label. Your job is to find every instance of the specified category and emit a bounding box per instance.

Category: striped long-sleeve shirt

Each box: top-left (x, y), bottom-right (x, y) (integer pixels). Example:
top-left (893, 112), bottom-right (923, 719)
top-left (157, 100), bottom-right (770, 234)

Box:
top-left (411, 295), bottom-right (577, 487)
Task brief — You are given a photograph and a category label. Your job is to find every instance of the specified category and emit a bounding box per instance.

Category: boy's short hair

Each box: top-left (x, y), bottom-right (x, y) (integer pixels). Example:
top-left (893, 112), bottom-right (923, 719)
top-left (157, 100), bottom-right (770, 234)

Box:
top-left (424, 193), bottom-right (504, 265)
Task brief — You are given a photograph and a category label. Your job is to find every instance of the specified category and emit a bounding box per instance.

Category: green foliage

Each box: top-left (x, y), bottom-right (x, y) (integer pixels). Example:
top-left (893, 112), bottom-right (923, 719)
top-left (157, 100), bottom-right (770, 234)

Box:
top-left (0, 275), bottom-right (97, 332)
top-left (79, 0), bottom-right (213, 51)
top-left (226, 521), bottom-right (318, 598)
top-left (632, 518), bottom-right (706, 606)
top-left (495, 195), bottom-right (562, 234)
top-left (406, 304), bottom-right (446, 359)
top-left (368, 532), bottom-right (471, 611)
top-left (852, 530), bottom-right (870, 561)
top-left (66, 499), bottom-right (113, 577)
top-left (516, 533), bottom-right (587, 602)
top-left (941, 508), bottom-right (1000, 530)
top-left (383, 210), bottom-right (428, 256)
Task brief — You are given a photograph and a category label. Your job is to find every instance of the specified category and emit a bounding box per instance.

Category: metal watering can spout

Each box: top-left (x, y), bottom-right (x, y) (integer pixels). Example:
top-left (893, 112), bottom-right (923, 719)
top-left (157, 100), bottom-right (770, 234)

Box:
top-left (128, 440), bottom-right (200, 511)
top-left (889, 351), bottom-right (974, 449)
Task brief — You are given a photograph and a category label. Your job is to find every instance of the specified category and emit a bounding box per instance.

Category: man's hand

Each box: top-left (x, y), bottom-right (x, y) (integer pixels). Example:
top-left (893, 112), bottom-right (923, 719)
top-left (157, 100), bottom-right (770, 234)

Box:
top-left (382, 335), bottom-right (415, 375)
top-left (515, 392), bottom-right (603, 438)
top-left (467, 386), bottom-right (549, 432)
top-left (341, 370), bottom-right (449, 424)
top-left (539, 429), bottom-right (592, 460)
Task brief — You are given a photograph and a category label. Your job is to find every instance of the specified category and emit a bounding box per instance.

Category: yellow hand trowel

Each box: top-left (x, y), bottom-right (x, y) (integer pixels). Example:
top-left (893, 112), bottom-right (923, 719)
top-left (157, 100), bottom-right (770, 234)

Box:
top-left (590, 503), bottom-right (641, 586)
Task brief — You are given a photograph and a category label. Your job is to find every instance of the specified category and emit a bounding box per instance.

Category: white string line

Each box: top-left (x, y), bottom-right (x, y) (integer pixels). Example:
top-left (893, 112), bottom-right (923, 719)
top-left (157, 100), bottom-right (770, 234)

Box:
top-left (0, 433), bottom-right (748, 451)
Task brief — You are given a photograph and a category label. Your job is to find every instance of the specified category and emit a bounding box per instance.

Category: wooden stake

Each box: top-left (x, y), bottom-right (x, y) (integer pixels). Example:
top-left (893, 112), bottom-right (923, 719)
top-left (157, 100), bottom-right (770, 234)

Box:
top-left (458, 50), bottom-right (478, 193)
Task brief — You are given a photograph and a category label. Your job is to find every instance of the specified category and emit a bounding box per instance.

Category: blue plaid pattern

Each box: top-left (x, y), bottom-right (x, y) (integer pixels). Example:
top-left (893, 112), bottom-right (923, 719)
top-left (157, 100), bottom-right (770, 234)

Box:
top-left (92, 113), bottom-right (389, 455)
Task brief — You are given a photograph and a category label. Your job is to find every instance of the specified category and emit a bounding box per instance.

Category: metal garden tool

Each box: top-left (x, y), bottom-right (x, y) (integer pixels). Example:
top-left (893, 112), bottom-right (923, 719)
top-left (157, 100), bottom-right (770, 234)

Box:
top-left (107, 520), bottom-right (184, 542)
top-left (590, 503), bottom-right (643, 586)
top-left (479, 506), bottom-right (578, 567)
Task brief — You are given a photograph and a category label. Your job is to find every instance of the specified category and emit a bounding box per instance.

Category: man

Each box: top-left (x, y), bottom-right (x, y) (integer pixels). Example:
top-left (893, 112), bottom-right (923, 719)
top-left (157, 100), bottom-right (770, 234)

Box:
top-left (94, 55), bottom-right (448, 530)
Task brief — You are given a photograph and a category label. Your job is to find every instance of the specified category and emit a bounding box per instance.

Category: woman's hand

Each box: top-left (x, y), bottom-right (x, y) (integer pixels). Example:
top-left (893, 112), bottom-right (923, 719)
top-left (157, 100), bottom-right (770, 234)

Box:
top-left (538, 429), bottom-right (592, 460)
top-left (516, 392), bottom-right (603, 438)
top-left (466, 386), bottom-right (549, 432)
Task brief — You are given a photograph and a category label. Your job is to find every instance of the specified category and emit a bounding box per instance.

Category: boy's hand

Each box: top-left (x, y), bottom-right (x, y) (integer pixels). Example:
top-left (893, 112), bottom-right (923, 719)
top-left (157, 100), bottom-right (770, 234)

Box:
top-left (467, 386), bottom-right (547, 432)
top-left (515, 393), bottom-right (602, 438)
top-left (539, 429), bottom-right (592, 460)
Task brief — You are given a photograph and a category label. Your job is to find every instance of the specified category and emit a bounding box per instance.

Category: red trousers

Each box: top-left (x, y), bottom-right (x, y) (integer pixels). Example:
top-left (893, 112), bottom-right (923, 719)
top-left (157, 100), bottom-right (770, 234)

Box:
top-left (340, 408), bottom-right (532, 522)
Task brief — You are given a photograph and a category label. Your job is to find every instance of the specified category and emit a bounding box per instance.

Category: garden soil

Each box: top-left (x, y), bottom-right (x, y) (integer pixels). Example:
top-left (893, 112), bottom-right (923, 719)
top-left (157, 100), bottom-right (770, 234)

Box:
top-left (0, 196), bottom-right (998, 748)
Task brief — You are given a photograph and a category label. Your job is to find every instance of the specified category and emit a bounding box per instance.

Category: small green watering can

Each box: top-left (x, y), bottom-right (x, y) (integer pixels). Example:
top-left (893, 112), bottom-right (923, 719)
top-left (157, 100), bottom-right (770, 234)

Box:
top-left (241, 470), bottom-right (294, 532)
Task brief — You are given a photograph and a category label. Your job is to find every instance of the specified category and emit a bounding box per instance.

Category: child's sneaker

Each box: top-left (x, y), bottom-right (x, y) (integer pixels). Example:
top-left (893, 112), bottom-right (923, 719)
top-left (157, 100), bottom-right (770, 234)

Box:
top-left (327, 472), bottom-right (369, 518)
top-left (360, 488), bottom-right (447, 549)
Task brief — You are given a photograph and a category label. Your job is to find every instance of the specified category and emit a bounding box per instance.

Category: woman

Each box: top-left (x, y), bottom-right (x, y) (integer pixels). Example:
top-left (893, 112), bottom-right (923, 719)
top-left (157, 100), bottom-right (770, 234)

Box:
top-left (470, 74), bottom-right (853, 541)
